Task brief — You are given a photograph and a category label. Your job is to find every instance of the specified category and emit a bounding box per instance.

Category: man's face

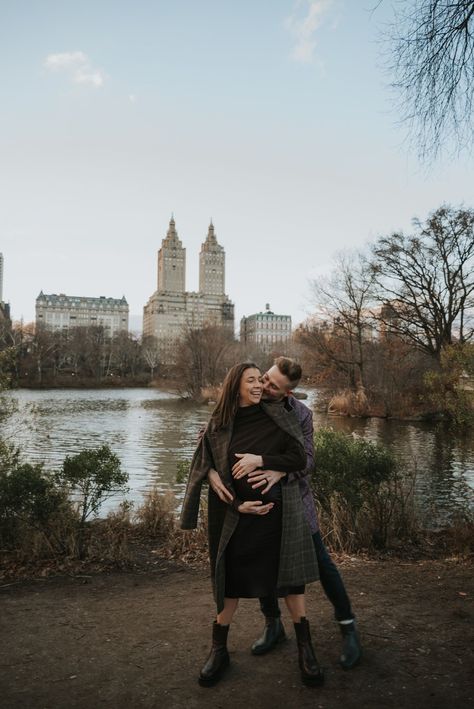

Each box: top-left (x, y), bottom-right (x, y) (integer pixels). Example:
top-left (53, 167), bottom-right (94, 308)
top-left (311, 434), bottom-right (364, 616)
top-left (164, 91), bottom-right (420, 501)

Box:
top-left (261, 365), bottom-right (291, 402)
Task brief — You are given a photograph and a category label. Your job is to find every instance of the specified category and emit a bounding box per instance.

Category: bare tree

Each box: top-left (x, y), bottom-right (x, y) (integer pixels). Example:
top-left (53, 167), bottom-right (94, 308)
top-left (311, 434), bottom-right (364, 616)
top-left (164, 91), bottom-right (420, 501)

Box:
top-left (141, 335), bottom-right (161, 380)
top-left (112, 331), bottom-right (141, 378)
top-left (30, 325), bottom-right (57, 385)
top-left (78, 326), bottom-right (111, 381)
top-left (370, 205), bottom-right (474, 360)
top-left (300, 253), bottom-right (376, 389)
top-left (386, 0), bottom-right (474, 160)
top-left (174, 324), bottom-right (236, 399)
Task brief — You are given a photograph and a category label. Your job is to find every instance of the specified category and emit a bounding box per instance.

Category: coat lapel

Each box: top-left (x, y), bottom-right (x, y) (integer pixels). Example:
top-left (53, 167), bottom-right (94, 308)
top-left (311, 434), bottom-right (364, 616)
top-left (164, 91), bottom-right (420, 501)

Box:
top-left (261, 400), bottom-right (304, 446)
top-left (206, 423), bottom-right (233, 483)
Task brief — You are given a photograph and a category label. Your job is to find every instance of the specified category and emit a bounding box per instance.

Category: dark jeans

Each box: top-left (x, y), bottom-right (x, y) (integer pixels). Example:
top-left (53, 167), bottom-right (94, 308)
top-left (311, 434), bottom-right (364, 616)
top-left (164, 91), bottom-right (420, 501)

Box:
top-left (260, 530), bottom-right (354, 622)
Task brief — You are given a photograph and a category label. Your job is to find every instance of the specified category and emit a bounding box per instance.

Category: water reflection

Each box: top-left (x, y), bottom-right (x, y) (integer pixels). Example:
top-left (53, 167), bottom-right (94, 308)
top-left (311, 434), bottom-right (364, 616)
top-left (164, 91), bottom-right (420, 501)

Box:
top-left (3, 388), bottom-right (474, 521)
top-left (306, 390), bottom-right (474, 523)
top-left (2, 389), bottom-right (211, 510)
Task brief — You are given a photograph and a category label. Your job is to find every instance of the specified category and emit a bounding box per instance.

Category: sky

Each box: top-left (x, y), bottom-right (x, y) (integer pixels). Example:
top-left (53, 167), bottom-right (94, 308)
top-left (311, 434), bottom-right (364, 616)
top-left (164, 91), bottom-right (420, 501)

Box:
top-left (1, 0), bottom-right (473, 333)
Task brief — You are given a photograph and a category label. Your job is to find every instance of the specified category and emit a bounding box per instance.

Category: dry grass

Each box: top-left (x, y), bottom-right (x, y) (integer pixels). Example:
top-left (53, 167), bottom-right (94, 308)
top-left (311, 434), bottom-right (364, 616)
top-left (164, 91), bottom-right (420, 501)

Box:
top-left (134, 488), bottom-right (208, 565)
top-left (200, 386), bottom-right (220, 404)
top-left (134, 488), bottom-right (176, 538)
top-left (1, 486), bottom-right (471, 583)
top-left (86, 502), bottom-right (135, 566)
top-left (0, 505), bottom-right (79, 564)
top-left (316, 468), bottom-right (421, 554)
top-left (430, 516), bottom-right (474, 557)
top-left (0, 489), bottom-right (208, 581)
top-left (328, 388), bottom-right (370, 417)
top-left (157, 511), bottom-right (208, 565)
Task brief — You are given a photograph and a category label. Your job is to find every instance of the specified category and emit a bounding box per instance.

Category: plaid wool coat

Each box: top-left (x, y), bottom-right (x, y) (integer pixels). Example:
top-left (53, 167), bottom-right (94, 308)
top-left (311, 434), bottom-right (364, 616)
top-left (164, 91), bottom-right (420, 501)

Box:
top-left (180, 401), bottom-right (319, 613)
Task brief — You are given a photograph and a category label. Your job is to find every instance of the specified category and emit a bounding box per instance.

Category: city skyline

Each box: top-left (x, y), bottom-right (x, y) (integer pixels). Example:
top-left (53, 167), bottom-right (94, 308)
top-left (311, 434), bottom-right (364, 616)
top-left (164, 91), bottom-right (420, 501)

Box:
top-left (5, 215), bottom-right (294, 333)
top-left (1, 1), bottom-right (473, 329)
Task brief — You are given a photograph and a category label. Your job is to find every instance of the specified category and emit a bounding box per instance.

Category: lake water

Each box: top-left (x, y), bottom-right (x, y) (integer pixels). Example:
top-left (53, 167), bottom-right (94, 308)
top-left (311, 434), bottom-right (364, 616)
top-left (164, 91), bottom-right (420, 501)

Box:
top-left (3, 387), bottom-right (474, 523)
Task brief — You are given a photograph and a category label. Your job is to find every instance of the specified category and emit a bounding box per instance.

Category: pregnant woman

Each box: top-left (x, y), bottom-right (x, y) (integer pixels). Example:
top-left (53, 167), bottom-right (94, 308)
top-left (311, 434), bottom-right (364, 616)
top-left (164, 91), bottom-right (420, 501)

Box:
top-left (180, 362), bottom-right (322, 687)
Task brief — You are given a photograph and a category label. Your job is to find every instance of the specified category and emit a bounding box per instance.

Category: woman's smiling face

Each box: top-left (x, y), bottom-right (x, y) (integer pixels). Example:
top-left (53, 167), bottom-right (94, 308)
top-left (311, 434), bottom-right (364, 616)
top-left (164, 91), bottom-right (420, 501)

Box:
top-left (238, 367), bottom-right (263, 406)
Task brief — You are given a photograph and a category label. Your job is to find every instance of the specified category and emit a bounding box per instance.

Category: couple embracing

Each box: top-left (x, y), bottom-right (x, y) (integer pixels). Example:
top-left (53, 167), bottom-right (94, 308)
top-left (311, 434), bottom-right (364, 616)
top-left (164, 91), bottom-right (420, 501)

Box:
top-left (180, 357), bottom-right (361, 688)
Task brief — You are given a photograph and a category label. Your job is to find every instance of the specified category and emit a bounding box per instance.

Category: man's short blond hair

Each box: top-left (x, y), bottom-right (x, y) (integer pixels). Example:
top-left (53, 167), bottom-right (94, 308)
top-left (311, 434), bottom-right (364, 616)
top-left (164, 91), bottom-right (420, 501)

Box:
top-left (274, 356), bottom-right (302, 389)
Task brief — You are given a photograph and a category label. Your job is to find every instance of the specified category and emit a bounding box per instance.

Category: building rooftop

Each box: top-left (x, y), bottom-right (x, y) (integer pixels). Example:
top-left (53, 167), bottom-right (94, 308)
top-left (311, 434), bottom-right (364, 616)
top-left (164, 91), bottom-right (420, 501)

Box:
top-left (37, 292), bottom-right (128, 305)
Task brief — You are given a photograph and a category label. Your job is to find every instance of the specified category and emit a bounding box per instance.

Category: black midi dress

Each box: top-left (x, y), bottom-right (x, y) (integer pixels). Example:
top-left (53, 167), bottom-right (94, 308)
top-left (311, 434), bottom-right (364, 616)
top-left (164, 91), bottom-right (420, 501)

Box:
top-left (225, 403), bottom-right (306, 598)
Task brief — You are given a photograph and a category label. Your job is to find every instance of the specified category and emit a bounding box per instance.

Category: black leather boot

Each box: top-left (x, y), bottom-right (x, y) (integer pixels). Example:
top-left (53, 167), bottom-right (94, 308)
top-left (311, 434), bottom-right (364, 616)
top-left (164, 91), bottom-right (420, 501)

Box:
top-left (293, 617), bottom-right (324, 686)
top-left (198, 621), bottom-right (230, 687)
top-left (251, 617), bottom-right (286, 655)
top-left (339, 621), bottom-right (361, 670)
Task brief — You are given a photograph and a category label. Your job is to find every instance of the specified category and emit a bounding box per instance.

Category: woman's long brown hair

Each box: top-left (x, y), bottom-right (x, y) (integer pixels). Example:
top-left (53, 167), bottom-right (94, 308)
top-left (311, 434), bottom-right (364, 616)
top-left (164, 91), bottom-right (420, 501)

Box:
top-left (210, 362), bottom-right (260, 429)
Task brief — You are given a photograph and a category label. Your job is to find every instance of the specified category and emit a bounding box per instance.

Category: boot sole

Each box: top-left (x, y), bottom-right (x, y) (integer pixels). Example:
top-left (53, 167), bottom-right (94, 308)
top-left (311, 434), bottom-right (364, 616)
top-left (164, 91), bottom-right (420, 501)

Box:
top-left (301, 671), bottom-right (325, 687)
top-left (198, 658), bottom-right (230, 687)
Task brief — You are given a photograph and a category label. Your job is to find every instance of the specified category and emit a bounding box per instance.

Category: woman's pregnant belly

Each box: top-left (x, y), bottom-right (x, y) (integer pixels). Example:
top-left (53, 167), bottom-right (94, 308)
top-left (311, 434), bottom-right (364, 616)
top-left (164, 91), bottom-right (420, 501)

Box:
top-left (233, 475), bottom-right (282, 505)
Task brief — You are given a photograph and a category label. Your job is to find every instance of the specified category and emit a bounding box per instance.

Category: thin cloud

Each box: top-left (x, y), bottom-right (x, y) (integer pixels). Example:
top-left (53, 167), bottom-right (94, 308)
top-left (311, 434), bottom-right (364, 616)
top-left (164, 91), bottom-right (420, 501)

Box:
top-left (74, 68), bottom-right (104, 87)
top-left (44, 51), bottom-right (105, 87)
top-left (44, 51), bottom-right (88, 70)
top-left (285, 0), bottom-right (334, 63)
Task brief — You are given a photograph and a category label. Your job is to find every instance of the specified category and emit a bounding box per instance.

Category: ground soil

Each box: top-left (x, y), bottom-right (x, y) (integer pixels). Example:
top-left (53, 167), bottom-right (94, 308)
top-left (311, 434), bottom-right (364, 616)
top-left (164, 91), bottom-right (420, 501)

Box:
top-left (1, 555), bottom-right (473, 709)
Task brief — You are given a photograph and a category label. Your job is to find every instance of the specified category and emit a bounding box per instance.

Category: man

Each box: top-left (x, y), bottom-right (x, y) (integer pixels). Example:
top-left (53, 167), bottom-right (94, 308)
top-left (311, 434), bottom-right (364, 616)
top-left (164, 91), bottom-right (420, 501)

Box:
top-left (208, 356), bottom-right (361, 670)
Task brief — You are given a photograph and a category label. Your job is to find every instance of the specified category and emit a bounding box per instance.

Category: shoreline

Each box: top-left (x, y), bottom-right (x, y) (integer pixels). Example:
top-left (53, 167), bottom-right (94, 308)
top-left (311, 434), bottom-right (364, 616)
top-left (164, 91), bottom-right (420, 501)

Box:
top-left (7, 383), bottom-right (448, 422)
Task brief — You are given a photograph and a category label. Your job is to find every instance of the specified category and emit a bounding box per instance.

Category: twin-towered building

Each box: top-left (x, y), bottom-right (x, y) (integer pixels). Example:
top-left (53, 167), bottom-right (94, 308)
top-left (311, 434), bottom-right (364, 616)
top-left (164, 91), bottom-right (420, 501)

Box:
top-left (33, 217), bottom-right (234, 354)
top-left (143, 217), bottom-right (234, 359)
top-left (33, 217), bottom-right (292, 358)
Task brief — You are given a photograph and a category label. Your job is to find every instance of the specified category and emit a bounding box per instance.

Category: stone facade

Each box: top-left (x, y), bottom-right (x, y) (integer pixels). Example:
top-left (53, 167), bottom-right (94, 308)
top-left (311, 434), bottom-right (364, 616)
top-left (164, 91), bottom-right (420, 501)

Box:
top-left (240, 304), bottom-right (292, 352)
top-left (35, 292), bottom-right (129, 336)
top-left (143, 218), bottom-right (234, 362)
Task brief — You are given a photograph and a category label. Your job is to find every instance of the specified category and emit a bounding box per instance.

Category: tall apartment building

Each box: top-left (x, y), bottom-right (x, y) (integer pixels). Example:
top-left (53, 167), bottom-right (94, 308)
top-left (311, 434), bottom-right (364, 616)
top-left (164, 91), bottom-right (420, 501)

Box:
top-left (0, 252), bottom-right (10, 326)
top-left (36, 293), bottom-right (129, 336)
top-left (0, 253), bottom-right (3, 302)
top-left (240, 304), bottom-right (292, 352)
top-left (143, 217), bottom-right (234, 361)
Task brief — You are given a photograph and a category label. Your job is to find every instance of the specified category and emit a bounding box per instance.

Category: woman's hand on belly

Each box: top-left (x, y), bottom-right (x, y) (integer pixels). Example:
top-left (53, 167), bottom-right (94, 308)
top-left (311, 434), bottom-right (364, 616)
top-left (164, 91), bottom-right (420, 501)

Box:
top-left (248, 469), bottom-right (286, 495)
top-left (208, 468), bottom-right (234, 504)
top-left (237, 500), bottom-right (274, 515)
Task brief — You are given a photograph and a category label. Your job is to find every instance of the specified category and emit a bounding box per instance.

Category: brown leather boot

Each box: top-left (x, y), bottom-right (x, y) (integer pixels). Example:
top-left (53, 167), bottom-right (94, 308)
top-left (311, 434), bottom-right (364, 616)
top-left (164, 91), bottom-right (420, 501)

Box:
top-left (293, 617), bottom-right (325, 686)
top-left (198, 621), bottom-right (230, 687)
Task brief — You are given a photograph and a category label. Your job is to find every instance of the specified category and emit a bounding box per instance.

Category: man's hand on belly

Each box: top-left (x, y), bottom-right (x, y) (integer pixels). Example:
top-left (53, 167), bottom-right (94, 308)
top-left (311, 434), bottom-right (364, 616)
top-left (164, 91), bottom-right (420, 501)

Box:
top-left (232, 453), bottom-right (263, 479)
top-left (248, 469), bottom-right (286, 495)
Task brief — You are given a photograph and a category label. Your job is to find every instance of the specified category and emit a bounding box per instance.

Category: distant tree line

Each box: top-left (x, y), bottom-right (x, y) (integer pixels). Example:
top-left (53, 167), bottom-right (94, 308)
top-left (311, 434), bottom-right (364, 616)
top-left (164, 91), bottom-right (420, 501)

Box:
top-left (0, 318), bottom-right (292, 396)
top-left (0, 323), bottom-right (149, 387)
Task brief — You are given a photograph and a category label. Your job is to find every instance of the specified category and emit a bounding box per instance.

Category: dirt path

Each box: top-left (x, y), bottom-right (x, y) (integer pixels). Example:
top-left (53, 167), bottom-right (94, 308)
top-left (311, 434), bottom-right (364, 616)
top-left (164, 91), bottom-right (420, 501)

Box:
top-left (1, 557), bottom-right (473, 709)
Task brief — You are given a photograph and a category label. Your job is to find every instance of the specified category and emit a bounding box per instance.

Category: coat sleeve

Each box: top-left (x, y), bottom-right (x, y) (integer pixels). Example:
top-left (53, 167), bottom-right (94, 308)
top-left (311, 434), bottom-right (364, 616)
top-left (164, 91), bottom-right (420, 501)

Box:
top-left (286, 404), bottom-right (315, 483)
top-left (261, 433), bottom-right (306, 473)
top-left (179, 430), bottom-right (215, 530)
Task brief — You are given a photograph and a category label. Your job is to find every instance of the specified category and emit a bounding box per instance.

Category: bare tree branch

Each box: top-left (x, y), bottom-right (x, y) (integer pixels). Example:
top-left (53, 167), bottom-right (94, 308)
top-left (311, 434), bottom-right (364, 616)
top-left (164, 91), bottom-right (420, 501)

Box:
top-left (385, 0), bottom-right (474, 160)
top-left (302, 252), bottom-right (377, 388)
